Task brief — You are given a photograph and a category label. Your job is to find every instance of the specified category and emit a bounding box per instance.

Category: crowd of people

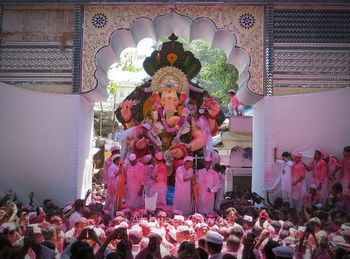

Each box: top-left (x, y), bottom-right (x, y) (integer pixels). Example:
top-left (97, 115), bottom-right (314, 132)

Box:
top-left (0, 145), bottom-right (349, 258)
top-left (101, 146), bottom-right (224, 217)
top-left (271, 146), bottom-right (350, 214)
top-left (1, 190), bottom-right (350, 259)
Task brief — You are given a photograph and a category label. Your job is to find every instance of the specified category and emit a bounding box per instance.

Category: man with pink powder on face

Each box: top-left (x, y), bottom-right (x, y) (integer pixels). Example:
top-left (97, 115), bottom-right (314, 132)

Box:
top-left (291, 152), bottom-right (306, 211)
top-left (305, 149), bottom-right (328, 202)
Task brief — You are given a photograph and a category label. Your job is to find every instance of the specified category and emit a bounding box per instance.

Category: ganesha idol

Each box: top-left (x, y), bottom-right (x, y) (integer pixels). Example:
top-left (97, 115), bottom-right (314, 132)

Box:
top-left (115, 34), bottom-right (225, 180)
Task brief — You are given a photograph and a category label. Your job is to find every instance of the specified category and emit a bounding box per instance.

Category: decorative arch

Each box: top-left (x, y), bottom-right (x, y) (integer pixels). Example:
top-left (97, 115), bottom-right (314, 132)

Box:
top-left (84, 9), bottom-right (264, 105)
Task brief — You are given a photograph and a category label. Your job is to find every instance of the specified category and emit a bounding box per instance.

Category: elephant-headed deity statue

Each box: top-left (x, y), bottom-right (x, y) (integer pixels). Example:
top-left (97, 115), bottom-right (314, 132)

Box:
top-left (115, 34), bottom-right (225, 180)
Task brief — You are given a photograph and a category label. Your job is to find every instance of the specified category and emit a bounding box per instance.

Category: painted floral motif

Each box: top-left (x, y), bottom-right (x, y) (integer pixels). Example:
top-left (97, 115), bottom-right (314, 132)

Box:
top-left (239, 13), bottom-right (255, 29)
top-left (92, 13), bottom-right (108, 28)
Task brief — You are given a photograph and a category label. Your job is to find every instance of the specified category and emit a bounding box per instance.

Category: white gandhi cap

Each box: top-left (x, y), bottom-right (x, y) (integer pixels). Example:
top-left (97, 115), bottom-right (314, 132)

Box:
top-left (205, 230), bottom-right (224, 244)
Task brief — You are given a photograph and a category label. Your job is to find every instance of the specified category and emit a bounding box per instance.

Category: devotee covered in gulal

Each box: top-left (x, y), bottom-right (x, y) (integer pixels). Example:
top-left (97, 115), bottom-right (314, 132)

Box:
top-left (173, 156), bottom-right (196, 215)
top-left (103, 146), bottom-right (120, 189)
top-left (105, 154), bottom-right (123, 217)
top-left (152, 152), bottom-right (168, 206)
top-left (125, 153), bottom-right (146, 209)
top-left (141, 154), bottom-right (154, 197)
top-left (197, 157), bottom-right (221, 215)
top-left (291, 152), bottom-right (306, 211)
top-left (305, 149), bottom-right (329, 202)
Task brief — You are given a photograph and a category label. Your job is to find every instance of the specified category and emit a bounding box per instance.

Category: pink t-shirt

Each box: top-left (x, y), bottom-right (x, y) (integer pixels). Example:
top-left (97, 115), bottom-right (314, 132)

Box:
top-left (292, 162), bottom-right (306, 184)
top-left (230, 96), bottom-right (240, 108)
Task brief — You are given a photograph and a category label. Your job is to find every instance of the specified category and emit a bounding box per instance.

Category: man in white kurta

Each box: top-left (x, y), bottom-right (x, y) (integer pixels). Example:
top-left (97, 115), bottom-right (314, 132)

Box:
top-left (214, 165), bottom-right (225, 211)
top-left (125, 153), bottom-right (146, 209)
top-left (173, 156), bottom-right (196, 215)
top-left (197, 157), bottom-right (221, 215)
top-left (274, 147), bottom-right (293, 202)
top-left (103, 146), bottom-right (120, 187)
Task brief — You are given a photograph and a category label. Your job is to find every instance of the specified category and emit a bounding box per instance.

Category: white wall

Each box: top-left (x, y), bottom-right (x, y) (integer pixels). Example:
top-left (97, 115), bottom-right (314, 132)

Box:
top-left (0, 83), bottom-right (94, 207)
top-left (252, 87), bottom-right (350, 197)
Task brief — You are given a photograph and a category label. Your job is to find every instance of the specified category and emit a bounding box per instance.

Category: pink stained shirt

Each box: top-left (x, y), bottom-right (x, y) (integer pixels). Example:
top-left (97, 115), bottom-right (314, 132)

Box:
top-left (125, 161), bottom-right (146, 209)
top-left (152, 162), bottom-right (168, 205)
top-left (197, 168), bottom-right (220, 214)
top-left (291, 162), bottom-right (306, 198)
top-left (310, 159), bottom-right (328, 184)
top-left (107, 163), bottom-right (119, 196)
top-left (173, 165), bottom-right (193, 215)
top-left (230, 96), bottom-right (240, 108)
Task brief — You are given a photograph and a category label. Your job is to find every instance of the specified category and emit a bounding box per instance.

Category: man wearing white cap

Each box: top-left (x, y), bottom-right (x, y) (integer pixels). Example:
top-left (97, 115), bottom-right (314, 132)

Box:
top-left (125, 153), bottom-right (146, 209)
top-left (105, 154), bottom-right (122, 216)
top-left (103, 146), bottom-right (120, 188)
top-left (173, 156), bottom-right (197, 215)
top-left (176, 225), bottom-right (190, 241)
top-left (197, 157), bottom-right (220, 214)
top-left (272, 245), bottom-right (294, 259)
top-left (135, 229), bottom-right (164, 259)
top-left (169, 225), bottom-right (190, 256)
top-left (205, 230), bottom-right (224, 259)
